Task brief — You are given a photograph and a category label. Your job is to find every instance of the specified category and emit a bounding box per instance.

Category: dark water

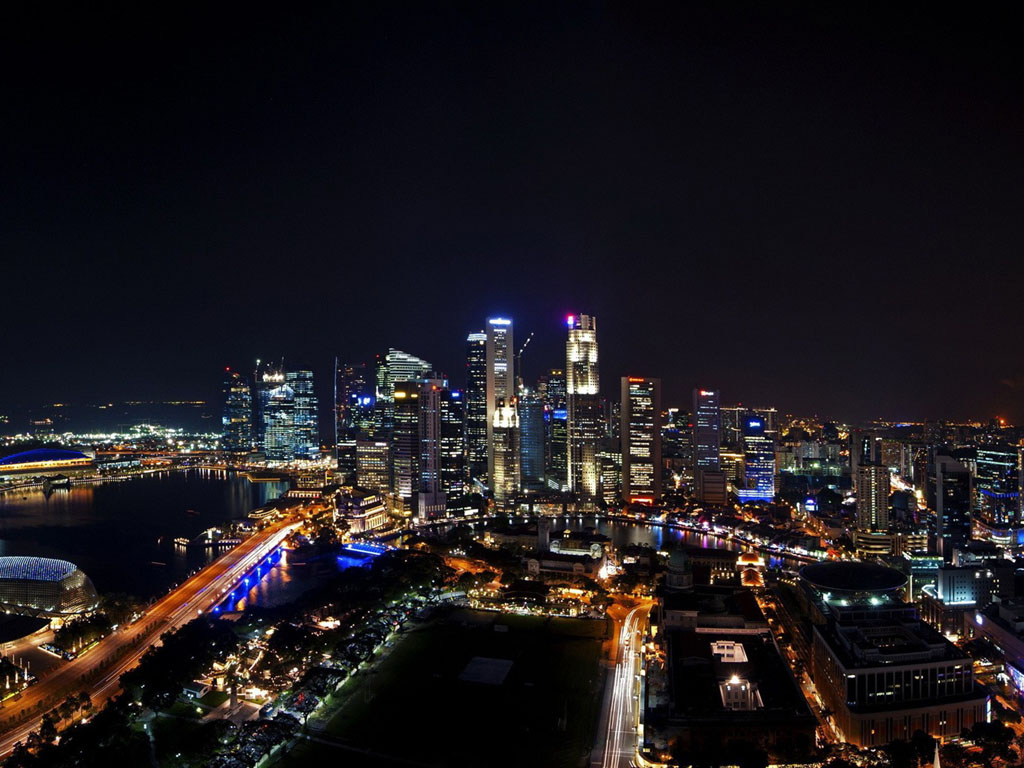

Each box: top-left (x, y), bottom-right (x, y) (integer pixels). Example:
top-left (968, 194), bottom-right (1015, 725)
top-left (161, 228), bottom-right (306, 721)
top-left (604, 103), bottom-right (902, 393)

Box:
top-left (0, 470), bottom-right (290, 600)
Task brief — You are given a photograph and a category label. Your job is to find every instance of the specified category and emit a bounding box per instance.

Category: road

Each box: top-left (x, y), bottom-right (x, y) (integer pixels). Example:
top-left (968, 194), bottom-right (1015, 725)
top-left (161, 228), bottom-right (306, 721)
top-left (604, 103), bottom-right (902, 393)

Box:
top-left (598, 604), bottom-right (651, 768)
top-left (0, 517), bottom-right (299, 757)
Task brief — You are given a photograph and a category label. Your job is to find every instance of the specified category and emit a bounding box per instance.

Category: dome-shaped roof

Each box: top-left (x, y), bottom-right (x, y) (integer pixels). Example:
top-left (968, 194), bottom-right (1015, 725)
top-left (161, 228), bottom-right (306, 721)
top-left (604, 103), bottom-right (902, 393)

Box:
top-left (800, 561), bottom-right (906, 593)
top-left (0, 448), bottom-right (89, 466)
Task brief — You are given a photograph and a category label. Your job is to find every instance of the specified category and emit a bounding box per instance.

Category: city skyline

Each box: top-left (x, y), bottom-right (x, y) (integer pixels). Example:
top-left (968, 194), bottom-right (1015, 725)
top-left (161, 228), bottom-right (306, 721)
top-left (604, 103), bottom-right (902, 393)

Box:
top-left (2, 4), bottom-right (1023, 424)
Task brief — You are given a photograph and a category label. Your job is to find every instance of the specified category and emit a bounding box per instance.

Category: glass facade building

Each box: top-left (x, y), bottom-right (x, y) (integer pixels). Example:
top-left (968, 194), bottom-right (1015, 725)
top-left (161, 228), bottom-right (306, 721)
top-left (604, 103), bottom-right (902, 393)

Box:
top-left (464, 332), bottom-right (488, 483)
top-left (221, 368), bottom-right (252, 453)
top-left (739, 416), bottom-right (775, 502)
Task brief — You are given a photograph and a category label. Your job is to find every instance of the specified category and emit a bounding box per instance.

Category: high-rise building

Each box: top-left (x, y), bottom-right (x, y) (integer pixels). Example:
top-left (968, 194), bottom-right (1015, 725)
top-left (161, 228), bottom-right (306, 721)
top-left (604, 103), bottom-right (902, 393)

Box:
top-left (485, 318), bottom-right (515, 485)
top-left (464, 332), bottom-right (488, 483)
top-left (391, 381), bottom-right (421, 509)
top-left (975, 446), bottom-right (1020, 526)
top-left (518, 389), bottom-right (546, 491)
top-left (440, 388), bottom-right (467, 498)
top-left (547, 406), bottom-right (569, 491)
top-left (391, 379), bottom-right (447, 520)
top-left (621, 377), bottom-right (662, 505)
top-left (287, 368), bottom-right (318, 460)
top-left (416, 379), bottom-right (446, 520)
top-left (692, 388), bottom-right (721, 472)
top-left (492, 397), bottom-right (520, 508)
top-left (356, 439), bottom-right (389, 494)
top-left (738, 415), bottom-right (775, 503)
top-left (930, 452), bottom-right (972, 557)
top-left (253, 361), bottom-right (286, 452)
top-left (856, 464), bottom-right (890, 531)
top-left (374, 348), bottom-right (431, 439)
top-left (566, 314), bottom-right (601, 500)
top-left (693, 388), bottom-right (721, 503)
top-left (263, 376), bottom-right (295, 463)
top-left (719, 405), bottom-right (747, 449)
top-left (334, 361), bottom-right (373, 436)
top-left (221, 368), bottom-right (252, 453)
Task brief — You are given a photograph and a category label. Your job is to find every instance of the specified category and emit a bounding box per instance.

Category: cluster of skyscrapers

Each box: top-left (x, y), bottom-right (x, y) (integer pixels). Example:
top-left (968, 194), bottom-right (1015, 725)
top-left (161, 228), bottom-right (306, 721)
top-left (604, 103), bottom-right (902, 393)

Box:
top-left (220, 361), bottom-right (319, 462)
top-left (220, 314), bottom-right (791, 520)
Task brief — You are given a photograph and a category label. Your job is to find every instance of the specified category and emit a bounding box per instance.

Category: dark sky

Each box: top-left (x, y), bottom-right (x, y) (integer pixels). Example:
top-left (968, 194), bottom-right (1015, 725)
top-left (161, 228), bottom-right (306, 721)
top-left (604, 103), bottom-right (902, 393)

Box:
top-left (2, 3), bottom-right (1023, 424)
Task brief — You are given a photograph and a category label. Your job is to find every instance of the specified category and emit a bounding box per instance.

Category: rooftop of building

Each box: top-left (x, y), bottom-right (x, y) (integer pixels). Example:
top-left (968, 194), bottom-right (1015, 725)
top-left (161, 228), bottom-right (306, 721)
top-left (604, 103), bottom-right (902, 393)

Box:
top-left (0, 556), bottom-right (79, 582)
top-left (815, 616), bottom-right (969, 670)
top-left (0, 448), bottom-right (90, 466)
top-left (665, 630), bottom-right (812, 720)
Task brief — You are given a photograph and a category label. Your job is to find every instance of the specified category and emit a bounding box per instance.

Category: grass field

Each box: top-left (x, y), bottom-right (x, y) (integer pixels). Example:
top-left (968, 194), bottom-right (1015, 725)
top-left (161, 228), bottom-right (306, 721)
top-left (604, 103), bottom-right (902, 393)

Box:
top-left (275, 608), bottom-right (609, 768)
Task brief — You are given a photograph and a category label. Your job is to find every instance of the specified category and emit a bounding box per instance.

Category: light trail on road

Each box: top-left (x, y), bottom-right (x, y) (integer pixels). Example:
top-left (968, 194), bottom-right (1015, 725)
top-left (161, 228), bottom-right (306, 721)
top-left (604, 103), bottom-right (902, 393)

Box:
top-left (602, 605), bottom-right (651, 768)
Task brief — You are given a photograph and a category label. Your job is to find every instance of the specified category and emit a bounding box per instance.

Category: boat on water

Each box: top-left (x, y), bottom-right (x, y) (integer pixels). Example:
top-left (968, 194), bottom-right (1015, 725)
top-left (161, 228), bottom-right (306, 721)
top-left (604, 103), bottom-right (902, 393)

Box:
top-left (42, 475), bottom-right (71, 490)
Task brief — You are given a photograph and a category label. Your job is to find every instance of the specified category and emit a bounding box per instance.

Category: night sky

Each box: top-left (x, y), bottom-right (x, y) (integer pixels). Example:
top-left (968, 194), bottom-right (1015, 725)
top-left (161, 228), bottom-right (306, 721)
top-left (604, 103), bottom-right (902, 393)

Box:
top-left (2, 3), bottom-right (1022, 423)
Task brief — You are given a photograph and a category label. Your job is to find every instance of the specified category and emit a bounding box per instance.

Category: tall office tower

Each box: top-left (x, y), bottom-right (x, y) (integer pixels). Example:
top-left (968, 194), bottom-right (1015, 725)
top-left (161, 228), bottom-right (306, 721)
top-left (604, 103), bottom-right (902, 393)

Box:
top-left (975, 445), bottom-right (1020, 525)
top-left (253, 361), bottom-right (286, 451)
top-left (374, 348), bottom-right (431, 439)
top-left (390, 381), bottom-right (422, 509)
top-left (334, 361), bottom-right (373, 435)
top-left (335, 360), bottom-right (372, 479)
top-left (439, 389), bottom-right (466, 498)
top-left (416, 380), bottom-right (446, 520)
top-left (692, 388), bottom-right (721, 472)
top-left (547, 406), bottom-right (569, 491)
top-left (518, 389), bottom-right (546, 491)
top-left (693, 388), bottom-right (721, 502)
top-left (719, 405), bottom-right (747, 449)
top-left (221, 368), bottom-right (252, 453)
top-left (856, 463), bottom-right (890, 531)
top-left (492, 397), bottom-right (521, 507)
top-left (539, 368), bottom-right (567, 410)
top-left (287, 368), bottom-right (318, 460)
top-left (566, 314), bottom-right (601, 499)
top-left (355, 439), bottom-right (390, 493)
top-left (464, 331), bottom-right (488, 483)
top-left (751, 407), bottom-right (778, 437)
top-left (620, 377), bottom-right (662, 505)
top-left (263, 375), bottom-right (295, 463)
top-left (850, 430), bottom-right (883, 480)
top-left (930, 452), bottom-right (972, 557)
top-left (485, 317), bottom-right (515, 485)
top-left (738, 415), bottom-right (775, 503)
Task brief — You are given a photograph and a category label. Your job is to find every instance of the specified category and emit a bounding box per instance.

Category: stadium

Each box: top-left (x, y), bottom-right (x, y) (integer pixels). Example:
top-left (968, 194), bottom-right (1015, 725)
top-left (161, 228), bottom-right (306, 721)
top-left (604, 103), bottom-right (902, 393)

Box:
top-left (0, 557), bottom-right (100, 618)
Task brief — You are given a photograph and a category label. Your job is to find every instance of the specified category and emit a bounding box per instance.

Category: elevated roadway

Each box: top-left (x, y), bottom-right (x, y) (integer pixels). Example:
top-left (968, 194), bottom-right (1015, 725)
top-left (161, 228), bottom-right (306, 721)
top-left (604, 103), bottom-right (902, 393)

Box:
top-left (0, 517), bottom-right (299, 757)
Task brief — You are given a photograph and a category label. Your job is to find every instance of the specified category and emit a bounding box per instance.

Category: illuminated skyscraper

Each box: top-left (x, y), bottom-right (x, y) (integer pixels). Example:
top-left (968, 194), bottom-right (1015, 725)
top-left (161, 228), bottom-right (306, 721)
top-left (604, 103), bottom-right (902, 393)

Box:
top-left (221, 368), bottom-right (252, 453)
top-left (492, 397), bottom-right (520, 508)
top-left (738, 415), bottom-right (775, 503)
top-left (334, 360), bottom-right (372, 479)
top-left (253, 361), bottom-right (285, 452)
top-left (374, 348), bottom-right (431, 439)
top-left (975, 446), bottom-right (1020, 526)
top-left (929, 452), bottom-right (971, 556)
top-left (287, 368), bottom-right (318, 460)
top-left (692, 388), bottom-right (721, 472)
top-left (392, 379), bottom-right (446, 520)
top-left (263, 376), bottom-right (295, 463)
top-left (621, 377), bottom-right (662, 504)
top-left (440, 388), bottom-right (467, 498)
top-left (566, 314), bottom-right (601, 500)
top-left (518, 388), bottom-right (546, 490)
top-left (464, 331), bottom-right (488, 483)
top-left (486, 317), bottom-right (515, 485)
top-left (856, 463), bottom-right (890, 531)
top-left (334, 361), bottom-right (373, 435)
